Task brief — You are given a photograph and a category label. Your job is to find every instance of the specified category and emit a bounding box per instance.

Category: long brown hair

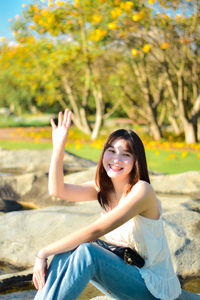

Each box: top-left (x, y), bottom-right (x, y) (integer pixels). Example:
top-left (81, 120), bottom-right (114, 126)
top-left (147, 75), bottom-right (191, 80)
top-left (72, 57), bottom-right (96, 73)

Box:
top-left (95, 129), bottom-right (150, 210)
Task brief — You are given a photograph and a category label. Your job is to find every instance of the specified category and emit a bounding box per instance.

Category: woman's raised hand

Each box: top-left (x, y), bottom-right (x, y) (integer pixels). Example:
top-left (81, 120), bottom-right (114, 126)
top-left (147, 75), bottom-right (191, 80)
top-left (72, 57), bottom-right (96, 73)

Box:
top-left (50, 109), bottom-right (72, 151)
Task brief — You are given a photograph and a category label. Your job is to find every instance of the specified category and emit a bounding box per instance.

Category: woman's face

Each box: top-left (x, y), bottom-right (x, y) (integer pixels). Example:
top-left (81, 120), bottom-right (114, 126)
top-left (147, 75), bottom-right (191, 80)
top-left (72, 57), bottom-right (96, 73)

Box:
top-left (103, 138), bottom-right (134, 183)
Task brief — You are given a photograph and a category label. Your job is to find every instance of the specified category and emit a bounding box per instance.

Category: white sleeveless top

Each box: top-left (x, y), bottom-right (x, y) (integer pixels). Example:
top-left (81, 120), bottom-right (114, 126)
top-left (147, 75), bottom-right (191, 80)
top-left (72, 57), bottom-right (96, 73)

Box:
top-left (102, 201), bottom-right (181, 300)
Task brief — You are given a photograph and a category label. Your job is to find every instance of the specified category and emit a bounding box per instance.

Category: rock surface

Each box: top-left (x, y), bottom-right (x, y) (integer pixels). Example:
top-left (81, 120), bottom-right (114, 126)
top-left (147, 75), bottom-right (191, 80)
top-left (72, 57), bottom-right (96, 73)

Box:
top-left (0, 194), bottom-right (200, 279)
top-left (150, 171), bottom-right (200, 197)
top-left (0, 203), bottom-right (101, 266)
top-left (90, 290), bottom-right (200, 300)
top-left (0, 149), bottom-right (96, 173)
top-left (0, 150), bottom-right (96, 211)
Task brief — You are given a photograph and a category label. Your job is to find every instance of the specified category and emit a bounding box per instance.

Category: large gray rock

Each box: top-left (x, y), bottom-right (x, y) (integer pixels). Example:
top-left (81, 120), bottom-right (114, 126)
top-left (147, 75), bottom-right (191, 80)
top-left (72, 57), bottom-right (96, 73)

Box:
top-left (0, 203), bottom-right (101, 266)
top-left (0, 150), bottom-right (96, 210)
top-left (0, 198), bottom-right (200, 297)
top-left (163, 209), bottom-right (200, 278)
top-left (64, 166), bottom-right (97, 184)
top-left (0, 173), bottom-right (36, 198)
top-left (0, 149), bottom-right (95, 173)
top-left (150, 171), bottom-right (200, 196)
top-left (0, 196), bottom-right (199, 278)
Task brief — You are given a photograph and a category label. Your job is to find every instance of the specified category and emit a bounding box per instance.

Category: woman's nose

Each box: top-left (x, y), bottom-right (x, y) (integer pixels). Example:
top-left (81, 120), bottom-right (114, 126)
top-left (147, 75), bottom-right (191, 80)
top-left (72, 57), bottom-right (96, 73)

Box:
top-left (113, 154), bottom-right (122, 162)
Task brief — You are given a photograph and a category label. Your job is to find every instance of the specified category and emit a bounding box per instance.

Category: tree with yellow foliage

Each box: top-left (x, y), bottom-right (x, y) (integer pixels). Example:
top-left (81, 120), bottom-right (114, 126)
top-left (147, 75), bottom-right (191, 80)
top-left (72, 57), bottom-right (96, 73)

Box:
top-left (1, 0), bottom-right (199, 143)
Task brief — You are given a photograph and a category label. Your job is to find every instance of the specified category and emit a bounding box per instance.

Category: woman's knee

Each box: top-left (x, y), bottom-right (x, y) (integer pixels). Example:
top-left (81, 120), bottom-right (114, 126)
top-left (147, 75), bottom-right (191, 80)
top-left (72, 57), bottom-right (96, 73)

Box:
top-left (75, 242), bottom-right (95, 263)
top-left (50, 250), bottom-right (72, 267)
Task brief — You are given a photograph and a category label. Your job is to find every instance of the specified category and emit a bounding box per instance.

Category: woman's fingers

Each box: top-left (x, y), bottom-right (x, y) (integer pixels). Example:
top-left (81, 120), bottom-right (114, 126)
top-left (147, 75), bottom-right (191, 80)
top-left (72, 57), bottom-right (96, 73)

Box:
top-left (58, 111), bottom-right (63, 127)
top-left (53, 109), bottom-right (72, 129)
top-left (63, 109), bottom-right (72, 128)
top-left (33, 273), bottom-right (39, 289)
top-left (50, 118), bottom-right (56, 130)
top-left (63, 109), bottom-right (68, 126)
top-left (33, 270), bottom-right (45, 290)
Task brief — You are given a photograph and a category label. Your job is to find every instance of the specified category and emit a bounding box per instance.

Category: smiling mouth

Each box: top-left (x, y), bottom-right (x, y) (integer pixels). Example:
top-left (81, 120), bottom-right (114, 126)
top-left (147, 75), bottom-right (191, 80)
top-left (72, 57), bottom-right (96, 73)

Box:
top-left (109, 164), bottom-right (123, 172)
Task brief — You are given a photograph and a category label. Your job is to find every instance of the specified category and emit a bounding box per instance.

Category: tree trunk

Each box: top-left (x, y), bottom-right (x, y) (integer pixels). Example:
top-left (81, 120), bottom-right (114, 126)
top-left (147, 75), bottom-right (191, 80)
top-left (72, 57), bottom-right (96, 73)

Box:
top-left (168, 115), bottom-right (182, 135)
top-left (62, 75), bottom-right (91, 135)
top-left (182, 119), bottom-right (196, 144)
top-left (91, 84), bottom-right (104, 140)
top-left (197, 117), bottom-right (200, 141)
top-left (131, 59), bottom-right (163, 140)
top-left (149, 118), bottom-right (162, 140)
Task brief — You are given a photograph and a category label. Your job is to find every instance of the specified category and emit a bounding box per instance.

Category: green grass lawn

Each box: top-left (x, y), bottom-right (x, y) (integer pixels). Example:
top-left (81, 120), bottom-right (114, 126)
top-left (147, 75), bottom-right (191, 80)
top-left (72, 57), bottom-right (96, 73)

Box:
top-left (146, 149), bottom-right (200, 174)
top-left (1, 139), bottom-right (199, 175)
top-left (0, 139), bottom-right (52, 150)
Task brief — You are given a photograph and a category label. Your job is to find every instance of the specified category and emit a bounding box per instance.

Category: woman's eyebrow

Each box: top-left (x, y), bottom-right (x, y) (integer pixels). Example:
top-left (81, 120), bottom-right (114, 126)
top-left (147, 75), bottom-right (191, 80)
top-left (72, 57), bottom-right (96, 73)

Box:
top-left (108, 145), bottom-right (130, 152)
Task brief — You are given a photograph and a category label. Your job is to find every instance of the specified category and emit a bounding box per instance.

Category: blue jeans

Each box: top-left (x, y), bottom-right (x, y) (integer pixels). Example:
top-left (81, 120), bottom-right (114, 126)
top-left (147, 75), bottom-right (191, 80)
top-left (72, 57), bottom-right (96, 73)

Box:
top-left (34, 242), bottom-right (157, 300)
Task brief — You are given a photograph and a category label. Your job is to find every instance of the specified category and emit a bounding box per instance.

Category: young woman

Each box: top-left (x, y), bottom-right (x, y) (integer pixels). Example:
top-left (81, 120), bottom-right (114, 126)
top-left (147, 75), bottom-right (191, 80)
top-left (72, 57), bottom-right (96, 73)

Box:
top-left (33, 109), bottom-right (181, 300)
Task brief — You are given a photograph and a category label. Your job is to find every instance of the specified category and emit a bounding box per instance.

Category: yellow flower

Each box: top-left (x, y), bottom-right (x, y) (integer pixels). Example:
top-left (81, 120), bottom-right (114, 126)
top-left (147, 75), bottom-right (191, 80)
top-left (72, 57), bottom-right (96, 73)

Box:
top-left (38, 19), bottom-right (45, 26)
top-left (15, 15), bottom-right (20, 20)
top-left (22, 4), bottom-right (27, 8)
top-left (181, 151), bottom-right (188, 158)
top-left (92, 15), bottom-right (102, 23)
top-left (29, 24), bottom-right (36, 29)
top-left (197, 154), bottom-right (200, 159)
top-left (0, 37), bottom-right (6, 42)
top-left (131, 49), bottom-right (138, 56)
top-left (74, 0), bottom-right (80, 7)
top-left (90, 28), bottom-right (107, 41)
top-left (75, 142), bottom-right (82, 149)
top-left (111, 8), bottom-right (123, 19)
top-left (48, 0), bottom-right (54, 7)
top-left (132, 13), bottom-right (142, 22)
top-left (160, 42), bottom-right (169, 50)
top-left (8, 18), bottom-right (13, 22)
top-left (148, 0), bottom-right (156, 4)
top-left (55, 0), bottom-right (65, 6)
top-left (108, 22), bottom-right (117, 30)
top-left (41, 9), bottom-right (49, 17)
top-left (142, 44), bottom-right (152, 53)
top-left (121, 1), bottom-right (133, 10)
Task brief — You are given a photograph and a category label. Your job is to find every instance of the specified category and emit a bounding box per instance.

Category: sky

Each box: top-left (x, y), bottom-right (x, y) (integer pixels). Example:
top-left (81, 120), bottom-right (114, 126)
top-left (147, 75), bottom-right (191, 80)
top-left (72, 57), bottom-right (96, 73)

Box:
top-left (0, 0), bottom-right (32, 40)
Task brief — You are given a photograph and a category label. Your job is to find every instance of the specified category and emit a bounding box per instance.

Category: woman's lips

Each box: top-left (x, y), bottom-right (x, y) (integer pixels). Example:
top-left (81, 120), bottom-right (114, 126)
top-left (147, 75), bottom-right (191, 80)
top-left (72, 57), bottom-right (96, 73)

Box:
top-left (109, 164), bottom-right (123, 172)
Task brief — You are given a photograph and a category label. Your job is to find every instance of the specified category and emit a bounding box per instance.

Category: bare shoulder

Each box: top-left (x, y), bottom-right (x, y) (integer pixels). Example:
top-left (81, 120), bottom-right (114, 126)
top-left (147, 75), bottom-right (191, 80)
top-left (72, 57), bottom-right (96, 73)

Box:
top-left (131, 180), bottom-right (155, 198)
top-left (131, 181), bottom-right (159, 219)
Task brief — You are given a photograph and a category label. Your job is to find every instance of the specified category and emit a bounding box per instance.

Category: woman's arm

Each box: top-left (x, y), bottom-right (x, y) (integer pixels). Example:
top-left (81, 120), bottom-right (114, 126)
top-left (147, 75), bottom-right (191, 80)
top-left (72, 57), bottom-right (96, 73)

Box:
top-left (48, 109), bottom-right (97, 202)
top-left (33, 181), bottom-right (157, 289)
top-left (39, 181), bottom-right (157, 258)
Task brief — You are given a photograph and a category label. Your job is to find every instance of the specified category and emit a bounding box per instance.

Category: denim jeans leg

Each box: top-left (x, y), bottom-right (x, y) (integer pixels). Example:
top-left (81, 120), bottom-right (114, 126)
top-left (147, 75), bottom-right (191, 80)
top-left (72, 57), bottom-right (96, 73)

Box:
top-left (34, 243), bottom-right (96, 300)
top-left (89, 243), bottom-right (157, 300)
top-left (35, 242), bottom-right (157, 300)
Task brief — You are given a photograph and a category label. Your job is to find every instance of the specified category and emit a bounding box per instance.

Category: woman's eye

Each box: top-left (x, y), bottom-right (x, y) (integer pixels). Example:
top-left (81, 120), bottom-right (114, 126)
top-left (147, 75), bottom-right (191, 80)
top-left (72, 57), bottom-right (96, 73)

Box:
top-left (123, 153), bottom-right (131, 157)
top-left (108, 149), bottom-right (115, 153)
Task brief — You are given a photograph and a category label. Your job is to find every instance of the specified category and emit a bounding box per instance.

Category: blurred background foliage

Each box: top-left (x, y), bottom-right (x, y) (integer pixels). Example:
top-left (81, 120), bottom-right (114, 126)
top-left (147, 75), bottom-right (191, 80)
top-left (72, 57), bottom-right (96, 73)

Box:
top-left (0, 0), bottom-right (199, 144)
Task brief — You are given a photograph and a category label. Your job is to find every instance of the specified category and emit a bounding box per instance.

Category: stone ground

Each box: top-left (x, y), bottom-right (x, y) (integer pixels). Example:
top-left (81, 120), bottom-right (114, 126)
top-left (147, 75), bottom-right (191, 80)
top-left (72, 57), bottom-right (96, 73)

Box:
top-left (0, 283), bottom-right (103, 300)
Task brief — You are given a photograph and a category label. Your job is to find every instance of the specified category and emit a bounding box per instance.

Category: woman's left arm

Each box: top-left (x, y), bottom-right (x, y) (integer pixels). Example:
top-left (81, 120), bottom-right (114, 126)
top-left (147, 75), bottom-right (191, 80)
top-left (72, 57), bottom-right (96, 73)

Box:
top-left (33, 181), bottom-right (155, 289)
top-left (38, 181), bottom-right (155, 258)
